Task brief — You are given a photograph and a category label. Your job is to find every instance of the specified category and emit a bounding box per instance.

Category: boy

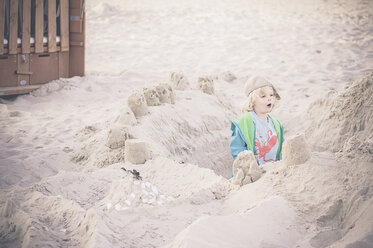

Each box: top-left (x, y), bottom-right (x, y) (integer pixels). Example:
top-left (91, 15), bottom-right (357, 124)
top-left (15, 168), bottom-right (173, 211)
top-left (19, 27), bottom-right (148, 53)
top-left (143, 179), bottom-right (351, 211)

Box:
top-left (230, 76), bottom-right (284, 165)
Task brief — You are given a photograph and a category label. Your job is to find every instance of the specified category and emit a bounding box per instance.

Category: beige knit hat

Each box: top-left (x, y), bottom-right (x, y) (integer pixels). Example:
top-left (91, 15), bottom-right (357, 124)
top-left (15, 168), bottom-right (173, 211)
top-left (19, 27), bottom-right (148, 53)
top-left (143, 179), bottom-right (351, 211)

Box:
top-left (244, 76), bottom-right (281, 100)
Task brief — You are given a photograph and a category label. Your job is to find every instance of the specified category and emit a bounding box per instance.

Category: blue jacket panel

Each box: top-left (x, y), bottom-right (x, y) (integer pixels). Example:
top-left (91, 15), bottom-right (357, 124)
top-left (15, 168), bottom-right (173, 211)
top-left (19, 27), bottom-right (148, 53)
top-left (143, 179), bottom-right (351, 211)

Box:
top-left (229, 121), bottom-right (249, 160)
top-left (280, 124), bottom-right (284, 160)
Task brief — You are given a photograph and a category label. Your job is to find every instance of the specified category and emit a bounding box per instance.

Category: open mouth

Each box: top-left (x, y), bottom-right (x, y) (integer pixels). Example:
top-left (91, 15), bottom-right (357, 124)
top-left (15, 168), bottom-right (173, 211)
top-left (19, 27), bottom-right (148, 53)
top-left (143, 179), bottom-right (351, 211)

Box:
top-left (267, 103), bottom-right (272, 108)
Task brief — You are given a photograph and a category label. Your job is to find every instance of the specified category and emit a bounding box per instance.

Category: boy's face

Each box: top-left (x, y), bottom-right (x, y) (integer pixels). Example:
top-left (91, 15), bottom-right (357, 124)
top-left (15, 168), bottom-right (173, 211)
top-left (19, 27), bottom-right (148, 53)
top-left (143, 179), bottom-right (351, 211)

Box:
top-left (253, 86), bottom-right (275, 115)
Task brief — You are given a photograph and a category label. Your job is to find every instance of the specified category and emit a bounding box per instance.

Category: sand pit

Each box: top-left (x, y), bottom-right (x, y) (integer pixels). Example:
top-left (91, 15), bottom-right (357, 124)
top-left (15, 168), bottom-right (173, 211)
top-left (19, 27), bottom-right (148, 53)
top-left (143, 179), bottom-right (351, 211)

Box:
top-left (1, 0), bottom-right (372, 247)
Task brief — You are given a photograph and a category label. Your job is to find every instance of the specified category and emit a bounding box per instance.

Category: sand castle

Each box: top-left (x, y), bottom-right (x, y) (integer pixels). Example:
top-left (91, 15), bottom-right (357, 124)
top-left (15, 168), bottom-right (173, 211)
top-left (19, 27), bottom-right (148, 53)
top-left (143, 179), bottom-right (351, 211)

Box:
top-left (155, 83), bottom-right (175, 104)
top-left (143, 86), bottom-right (161, 106)
top-left (232, 150), bottom-right (263, 186)
top-left (170, 72), bottom-right (190, 90)
top-left (196, 77), bottom-right (215, 95)
top-left (106, 127), bottom-right (130, 149)
top-left (127, 90), bottom-right (149, 117)
top-left (125, 139), bottom-right (150, 164)
top-left (282, 134), bottom-right (311, 166)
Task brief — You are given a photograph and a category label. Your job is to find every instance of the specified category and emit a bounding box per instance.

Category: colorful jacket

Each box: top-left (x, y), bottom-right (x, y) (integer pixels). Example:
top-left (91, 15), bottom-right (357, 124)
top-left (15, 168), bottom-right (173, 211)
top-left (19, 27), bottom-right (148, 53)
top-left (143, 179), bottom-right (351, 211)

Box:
top-left (230, 112), bottom-right (284, 163)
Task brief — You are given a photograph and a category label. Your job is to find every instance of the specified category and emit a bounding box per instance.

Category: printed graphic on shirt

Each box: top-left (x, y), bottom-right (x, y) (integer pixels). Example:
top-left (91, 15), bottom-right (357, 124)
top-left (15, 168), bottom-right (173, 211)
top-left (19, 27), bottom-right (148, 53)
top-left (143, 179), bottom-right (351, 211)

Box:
top-left (254, 130), bottom-right (278, 163)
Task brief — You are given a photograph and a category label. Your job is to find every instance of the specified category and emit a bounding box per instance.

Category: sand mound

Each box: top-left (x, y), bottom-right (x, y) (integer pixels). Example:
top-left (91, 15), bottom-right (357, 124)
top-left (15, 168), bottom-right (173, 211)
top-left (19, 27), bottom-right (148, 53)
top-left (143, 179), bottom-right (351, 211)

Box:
top-left (136, 90), bottom-right (235, 178)
top-left (109, 157), bottom-right (233, 205)
top-left (72, 124), bottom-right (128, 168)
top-left (305, 73), bottom-right (373, 161)
top-left (0, 190), bottom-right (89, 248)
top-left (70, 86), bottom-right (234, 175)
top-left (167, 196), bottom-right (302, 248)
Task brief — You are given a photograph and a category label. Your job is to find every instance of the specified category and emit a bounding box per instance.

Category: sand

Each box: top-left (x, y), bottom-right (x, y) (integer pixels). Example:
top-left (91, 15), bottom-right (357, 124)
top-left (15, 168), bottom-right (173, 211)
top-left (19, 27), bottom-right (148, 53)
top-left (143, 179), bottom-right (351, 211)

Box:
top-left (0, 0), bottom-right (372, 247)
top-left (283, 133), bottom-right (311, 166)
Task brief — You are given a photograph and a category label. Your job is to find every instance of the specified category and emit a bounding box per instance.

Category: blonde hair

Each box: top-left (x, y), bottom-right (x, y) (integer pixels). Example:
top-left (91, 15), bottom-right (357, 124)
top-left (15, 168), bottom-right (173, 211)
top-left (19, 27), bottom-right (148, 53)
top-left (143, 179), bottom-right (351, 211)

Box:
top-left (241, 86), bottom-right (278, 113)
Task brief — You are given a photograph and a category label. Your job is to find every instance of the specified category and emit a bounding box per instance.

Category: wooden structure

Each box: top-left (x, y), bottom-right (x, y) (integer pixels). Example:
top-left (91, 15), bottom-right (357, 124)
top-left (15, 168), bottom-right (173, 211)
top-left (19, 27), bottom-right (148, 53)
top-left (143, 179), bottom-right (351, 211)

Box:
top-left (0, 0), bottom-right (85, 96)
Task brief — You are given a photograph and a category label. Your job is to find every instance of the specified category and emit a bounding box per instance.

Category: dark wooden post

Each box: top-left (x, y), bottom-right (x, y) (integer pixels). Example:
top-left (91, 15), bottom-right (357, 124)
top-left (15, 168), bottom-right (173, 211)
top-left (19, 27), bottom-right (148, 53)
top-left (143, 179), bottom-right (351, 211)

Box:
top-left (69, 0), bottom-right (85, 77)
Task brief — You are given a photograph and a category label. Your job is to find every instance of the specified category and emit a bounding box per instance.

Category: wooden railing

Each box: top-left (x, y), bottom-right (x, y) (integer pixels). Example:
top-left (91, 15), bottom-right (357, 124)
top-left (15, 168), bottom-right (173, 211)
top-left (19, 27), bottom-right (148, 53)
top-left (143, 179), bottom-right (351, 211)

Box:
top-left (0, 0), bottom-right (69, 55)
top-left (0, 0), bottom-right (84, 95)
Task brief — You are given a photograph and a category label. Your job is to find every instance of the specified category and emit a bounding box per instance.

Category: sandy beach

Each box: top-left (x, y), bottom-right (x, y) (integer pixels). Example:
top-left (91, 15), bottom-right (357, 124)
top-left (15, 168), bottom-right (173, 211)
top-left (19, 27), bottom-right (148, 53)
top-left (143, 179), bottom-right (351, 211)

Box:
top-left (0, 0), bottom-right (372, 247)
